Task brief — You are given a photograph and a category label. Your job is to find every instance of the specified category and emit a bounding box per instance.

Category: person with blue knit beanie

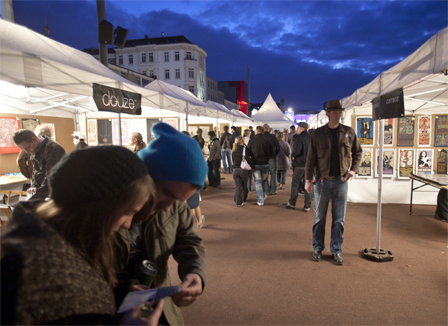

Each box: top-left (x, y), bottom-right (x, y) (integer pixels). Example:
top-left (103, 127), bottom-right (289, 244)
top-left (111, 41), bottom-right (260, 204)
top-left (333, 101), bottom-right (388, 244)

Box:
top-left (119, 122), bottom-right (208, 326)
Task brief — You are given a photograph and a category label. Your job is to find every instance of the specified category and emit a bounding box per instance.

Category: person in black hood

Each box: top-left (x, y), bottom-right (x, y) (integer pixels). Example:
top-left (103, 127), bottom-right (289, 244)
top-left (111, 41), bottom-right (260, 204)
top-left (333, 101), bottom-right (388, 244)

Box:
top-left (263, 124), bottom-right (280, 195)
top-left (73, 131), bottom-right (89, 150)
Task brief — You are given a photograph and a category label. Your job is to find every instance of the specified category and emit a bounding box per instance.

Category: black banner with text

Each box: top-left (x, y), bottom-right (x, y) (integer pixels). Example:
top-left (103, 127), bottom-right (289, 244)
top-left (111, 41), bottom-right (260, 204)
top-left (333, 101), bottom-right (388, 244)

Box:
top-left (93, 83), bottom-right (142, 115)
top-left (372, 88), bottom-right (404, 121)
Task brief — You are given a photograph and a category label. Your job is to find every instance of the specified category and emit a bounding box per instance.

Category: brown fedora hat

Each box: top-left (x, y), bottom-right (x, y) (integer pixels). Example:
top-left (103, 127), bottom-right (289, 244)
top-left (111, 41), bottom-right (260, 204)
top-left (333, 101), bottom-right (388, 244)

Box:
top-left (324, 100), bottom-right (344, 111)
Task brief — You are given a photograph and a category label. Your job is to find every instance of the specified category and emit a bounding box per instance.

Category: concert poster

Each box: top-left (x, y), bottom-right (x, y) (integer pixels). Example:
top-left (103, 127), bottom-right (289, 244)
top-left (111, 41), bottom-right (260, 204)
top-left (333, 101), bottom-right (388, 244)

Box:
top-left (418, 116), bottom-right (431, 146)
top-left (0, 117), bottom-right (20, 154)
top-left (356, 117), bottom-right (374, 146)
top-left (434, 115), bottom-right (448, 147)
top-left (437, 148), bottom-right (447, 174)
top-left (375, 149), bottom-right (395, 178)
top-left (397, 117), bottom-right (414, 146)
top-left (357, 148), bottom-right (373, 178)
top-left (398, 149), bottom-right (414, 179)
top-left (383, 118), bottom-right (394, 146)
top-left (22, 118), bottom-right (39, 132)
top-left (87, 119), bottom-right (98, 146)
top-left (416, 149), bottom-right (433, 175)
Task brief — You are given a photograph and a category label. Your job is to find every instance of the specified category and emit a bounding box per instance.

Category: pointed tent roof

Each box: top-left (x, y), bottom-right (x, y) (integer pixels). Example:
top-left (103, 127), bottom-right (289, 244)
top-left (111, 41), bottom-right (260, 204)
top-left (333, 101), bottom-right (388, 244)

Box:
top-left (252, 94), bottom-right (292, 128)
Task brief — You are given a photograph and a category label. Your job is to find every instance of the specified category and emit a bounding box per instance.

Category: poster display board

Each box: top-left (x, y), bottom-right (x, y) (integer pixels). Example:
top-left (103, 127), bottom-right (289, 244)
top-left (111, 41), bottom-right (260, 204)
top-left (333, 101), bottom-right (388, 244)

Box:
top-left (416, 148), bottom-right (433, 175)
top-left (146, 119), bottom-right (161, 142)
top-left (398, 149), bottom-right (414, 179)
top-left (357, 148), bottom-right (373, 178)
top-left (40, 122), bottom-right (56, 142)
top-left (0, 117), bottom-right (20, 154)
top-left (437, 149), bottom-right (447, 174)
top-left (434, 115), bottom-right (448, 147)
top-left (418, 116), bottom-right (431, 146)
top-left (375, 149), bottom-right (395, 178)
top-left (87, 119), bottom-right (98, 146)
top-left (397, 117), bottom-right (415, 146)
top-left (22, 118), bottom-right (39, 132)
top-left (98, 119), bottom-right (112, 145)
top-left (112, 119), bottom-right (130, 145)
top-left (163, 118), bottom-right (179, 131)
top-left (356, 117), bottom-right (374, 146)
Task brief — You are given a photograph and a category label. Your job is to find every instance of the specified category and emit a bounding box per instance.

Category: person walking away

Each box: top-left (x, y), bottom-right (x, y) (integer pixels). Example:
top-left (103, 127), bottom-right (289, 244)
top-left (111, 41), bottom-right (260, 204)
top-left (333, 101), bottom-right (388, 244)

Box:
top-left (287, 125), bottom-right (296, 149)
top-left (282, 122), bottom-right (311, 211)
top-left (246, 126), bottom-right (275, 206)
top-left (207, 130), bottom-right (222, 187)
top-left (263, 124), bottom-right (280, 195)
top-left (72, 132), bottom-right (88, 149)
top-left (276, 132), bottom-right (291, 190)
top-left (231, 126), bottom-right (240, 142)
top-left (193, 128), bottom-right (205, 152)
top-left (220, 126), bottom-right (233, 174)
top-left (232, 136), bottom-right (250, 207)
top-left (248, 126), bottom-right (255, 139)
top-left (305, 100), bottom-right (362, 265)
top-left (243, 129), bottom-right (251, 145)
top-left (130, 132), bottom-right (147, 154)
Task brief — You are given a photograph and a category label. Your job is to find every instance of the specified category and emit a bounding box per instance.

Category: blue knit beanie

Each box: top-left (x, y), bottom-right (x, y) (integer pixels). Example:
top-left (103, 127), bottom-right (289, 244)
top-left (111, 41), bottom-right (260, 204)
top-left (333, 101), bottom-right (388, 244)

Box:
top-left (138, 122), bottom-right (207, 187)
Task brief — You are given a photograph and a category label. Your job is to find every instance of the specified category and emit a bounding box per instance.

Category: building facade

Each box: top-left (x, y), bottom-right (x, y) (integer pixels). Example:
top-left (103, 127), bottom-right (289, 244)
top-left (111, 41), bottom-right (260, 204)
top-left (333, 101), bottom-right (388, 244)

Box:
top-left (206, 75), bottom-right (225, 104)
top-left (218, 81), bottom-right (248, 114)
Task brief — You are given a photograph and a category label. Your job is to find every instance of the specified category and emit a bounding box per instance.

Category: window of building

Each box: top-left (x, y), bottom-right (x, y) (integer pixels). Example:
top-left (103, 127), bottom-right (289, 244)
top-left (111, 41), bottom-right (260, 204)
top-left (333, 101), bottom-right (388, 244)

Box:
top-left (129, 54), bottom-right (133, 64)
top-left (188, 68), bottom-right (194, 79)
top-left (149, 70), bottom-right (154, 77)
top-left (199, 72), bottom-right (204, 85)
top-left (164, 52), bottom-right (169, 62)
top-left (148, 53), bottom-right (153, 62)
top-left (165, 69), bottom-right (170, 79)
top-left (186, 51), bottom-right (192, 59)
top-left (142, 53), bottom-right (146, 63)
top-left (189, 86), bottom-right (194, 94)
top-left (142, 70), bottom-right (147, 75)
top-left (118, 55), bottom-right (123, 65)
top-left (175, 69), bottom-right (180, 79)
top-left (175, 51), bottom-right (179, 61)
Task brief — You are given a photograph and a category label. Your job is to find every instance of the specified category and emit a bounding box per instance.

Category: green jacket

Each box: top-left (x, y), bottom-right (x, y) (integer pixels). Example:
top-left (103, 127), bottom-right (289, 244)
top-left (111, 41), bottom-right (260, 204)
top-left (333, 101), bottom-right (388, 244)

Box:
top-left (119, 200), bottom-right (207, 325)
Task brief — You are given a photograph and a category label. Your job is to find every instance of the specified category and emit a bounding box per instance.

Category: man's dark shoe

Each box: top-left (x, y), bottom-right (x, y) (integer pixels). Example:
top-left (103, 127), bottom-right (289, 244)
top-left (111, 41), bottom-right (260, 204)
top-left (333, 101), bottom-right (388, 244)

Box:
top-left (282, 203), bottom-right (295, 209)
top-left (313, 250), bottom-right (322, 261)
top-left (332, 254), bottom-right (343, 265)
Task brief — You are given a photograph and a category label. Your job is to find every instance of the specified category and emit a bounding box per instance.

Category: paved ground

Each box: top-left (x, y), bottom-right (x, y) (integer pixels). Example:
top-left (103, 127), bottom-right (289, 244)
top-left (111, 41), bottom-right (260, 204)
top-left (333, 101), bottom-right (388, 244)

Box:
top-left (170, 170), bottom-right (447, 325)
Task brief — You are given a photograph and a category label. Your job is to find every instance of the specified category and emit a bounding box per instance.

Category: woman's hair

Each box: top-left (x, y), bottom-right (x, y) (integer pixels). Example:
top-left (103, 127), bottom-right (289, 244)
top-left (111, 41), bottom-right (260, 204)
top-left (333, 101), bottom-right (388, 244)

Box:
top-left (232, 136), bottom-right (244, 152)
top-left (132, 132), bottom-right (147, 151)
top-left (35, 125), bottom-right (52, 138)
top-left (244, 130), bottom-right (250, 137)
top-left (36, 174), bottom-right (156, 287)
top-left (196, 128), bottom-right (203, 143)
top-left (418, 151), bottom-right (426, 165)
top-left (276, 132), bottom-right (284, 141)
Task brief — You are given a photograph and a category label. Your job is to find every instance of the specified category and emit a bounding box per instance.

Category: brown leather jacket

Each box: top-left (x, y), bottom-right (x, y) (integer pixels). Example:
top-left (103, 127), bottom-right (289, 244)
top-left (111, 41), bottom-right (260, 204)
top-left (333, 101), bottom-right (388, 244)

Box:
top-left (16, 150), bottom-right (33, 179)
top-left (305, 124), bottom-right (362, 180)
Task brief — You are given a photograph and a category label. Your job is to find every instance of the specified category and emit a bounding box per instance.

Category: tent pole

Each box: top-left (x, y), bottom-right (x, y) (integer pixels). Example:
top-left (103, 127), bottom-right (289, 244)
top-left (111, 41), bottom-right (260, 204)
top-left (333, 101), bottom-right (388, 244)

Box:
top-left (186, 102), bottom-right (189, 130)
top-left (377, 119), bottom-right (384, 254)
top-left (118, 113), bottom-right (122, 146)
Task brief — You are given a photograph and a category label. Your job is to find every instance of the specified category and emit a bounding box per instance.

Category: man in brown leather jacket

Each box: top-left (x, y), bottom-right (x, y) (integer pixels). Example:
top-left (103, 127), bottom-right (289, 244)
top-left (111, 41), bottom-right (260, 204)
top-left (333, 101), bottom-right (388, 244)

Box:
top-left (304, 100), bottom-right (362, 265)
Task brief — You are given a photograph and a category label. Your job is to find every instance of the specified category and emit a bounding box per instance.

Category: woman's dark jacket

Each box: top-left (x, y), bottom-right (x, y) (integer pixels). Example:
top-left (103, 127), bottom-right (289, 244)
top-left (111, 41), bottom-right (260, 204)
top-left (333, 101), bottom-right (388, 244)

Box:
top-left (232, 145), bottom-right (245, 168)
top-left (76, 141), bottom-right (88, 150)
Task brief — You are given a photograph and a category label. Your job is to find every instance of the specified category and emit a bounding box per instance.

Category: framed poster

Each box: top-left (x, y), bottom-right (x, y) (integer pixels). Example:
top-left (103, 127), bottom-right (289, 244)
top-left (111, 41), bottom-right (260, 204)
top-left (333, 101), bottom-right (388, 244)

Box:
top-left (112, 119), bottom-right (130, 145)
top-left (416, 149), bottom-right (433, 175)
top-left (356, 117), bottom-right (374, 146)
top-left (398, 149), bottom-right (415, 179)
top-left (146, 119), bottom-right (162, 142)
top-left (383, 118), bottom-right (394, 146)
top-left (22, 118), bottom-right (39, 132)
top-left (375, 149), bottom-right (395, 178)
top-left (98, 119), bottom-right (112, 145)
top-left (434, 115), bottom-right (448, 147)
top-left (418, 116), bottom-right (431, 146)
top-left (397, 117), bottom-right (415, 146)
top-left (162, 118), bottom-right (179, 131)
top-left (436, 149), bottom-right (447, 174)
top-left (0, 117), bottom-right (20, 154)
top-left (87, 119), bottom-right (98, 146)
top-left (40, 122), bottom-right (56, 141)
top-left (357, 148), bottom-right (373, 178)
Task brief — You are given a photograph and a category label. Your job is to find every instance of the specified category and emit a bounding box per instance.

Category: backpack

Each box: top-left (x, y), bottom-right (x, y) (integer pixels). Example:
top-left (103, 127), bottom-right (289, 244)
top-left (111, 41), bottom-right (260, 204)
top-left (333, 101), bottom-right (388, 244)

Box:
top-left (223, 134), bottom-right (232, 149)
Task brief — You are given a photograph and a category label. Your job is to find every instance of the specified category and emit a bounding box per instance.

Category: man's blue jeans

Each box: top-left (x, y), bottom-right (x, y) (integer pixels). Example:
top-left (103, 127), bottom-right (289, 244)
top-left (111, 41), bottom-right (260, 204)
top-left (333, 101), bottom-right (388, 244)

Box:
top-left (312, 179), bottom-right (348, 254)
top-left (252, 165), bottom-right (269, 204)
top-left (221, 149), bottom-right (232, 173)
top-left (266, 158), bottom-right (277, 194)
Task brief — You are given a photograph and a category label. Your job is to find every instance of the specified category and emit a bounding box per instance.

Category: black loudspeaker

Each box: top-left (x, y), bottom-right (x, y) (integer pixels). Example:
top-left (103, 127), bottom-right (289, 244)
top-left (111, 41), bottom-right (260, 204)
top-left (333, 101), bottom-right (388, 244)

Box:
top-left (114, 26), bottom-right (129, 48)
top-left (98, 20), bottom-right (114, 44)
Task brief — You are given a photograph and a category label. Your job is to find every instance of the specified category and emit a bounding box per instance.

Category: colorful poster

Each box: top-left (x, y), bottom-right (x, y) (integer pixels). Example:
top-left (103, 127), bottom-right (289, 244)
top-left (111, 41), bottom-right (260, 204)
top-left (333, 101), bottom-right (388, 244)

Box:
top-left (356, 117), bottom-right (374, 146)
top-left (434, 115), bottom-right (448, 147)
top-left (0, 117), bottom-right (20, 154)
top-left (87, 119), bottom-right (98, 146)
top-left (397, 117), bottom-right (414, 146)
top-left (383, 118), bottom-right (393, 146)
top-left (357, 148), bottom-right (373, 178)
top-left (162, 118), bottom-right (178, 131)
top-left (436, 148), bottom-right (447, 174)
top-left (398, 149), bottom-right (414, 179)
top-left (416, 149), bottom-right (433, 175)
top-left (112, 119), bottom-right (130, 145)
top-left (22, 118), bottom-right (39, 132)
top-left (418, 116), bottom-right (431, 146)
top-left (376, 149), bottom-right (395, 178)
top-left (40, 122), bottom-right (56, 142)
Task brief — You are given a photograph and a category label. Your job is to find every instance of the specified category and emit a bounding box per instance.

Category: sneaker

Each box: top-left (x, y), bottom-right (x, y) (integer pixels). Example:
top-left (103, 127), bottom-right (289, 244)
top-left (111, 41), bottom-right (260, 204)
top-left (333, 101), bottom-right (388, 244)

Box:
top-left (257, 202), bottom-right (264, 206)
top-left (298, 191), bottom-right (305, 196)
top-left (332, 254), bottom-right (343, 265)
top-left (282, 203), bottom-right (295, 209)
top-left (279, 186), bottom-right (284, 190)
top-left (198, 215), bottom-right (205, 229)
top-left (304, 207), bottom-right (311, 212)
top-left (269, 192), bottom-right (277, 195)
top-left (313, 250), bottom-right (322, 261)
top-left (237, 203), bottom-right (244, 207)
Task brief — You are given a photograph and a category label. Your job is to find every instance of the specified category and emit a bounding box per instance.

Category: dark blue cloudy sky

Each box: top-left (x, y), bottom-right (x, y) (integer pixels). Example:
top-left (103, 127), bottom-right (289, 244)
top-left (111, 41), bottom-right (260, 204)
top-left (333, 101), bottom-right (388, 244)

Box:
top-left (12, 0), bottom-right (448, 112)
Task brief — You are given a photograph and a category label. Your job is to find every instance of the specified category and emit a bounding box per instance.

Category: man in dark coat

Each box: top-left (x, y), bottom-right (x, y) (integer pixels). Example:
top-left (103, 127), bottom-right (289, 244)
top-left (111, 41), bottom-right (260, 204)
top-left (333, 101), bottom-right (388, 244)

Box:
top-left (263, 124), bottom-right (280, 195)
top-left (13, 129), bottom-right (66, 202)
top-left (220, 126), bottom-right (234, 174)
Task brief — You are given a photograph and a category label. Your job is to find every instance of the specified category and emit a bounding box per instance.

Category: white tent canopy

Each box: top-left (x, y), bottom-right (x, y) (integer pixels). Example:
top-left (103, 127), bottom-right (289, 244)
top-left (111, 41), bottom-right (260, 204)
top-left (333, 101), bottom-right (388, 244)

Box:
top-left (252, 93), bottom-right (293, 129)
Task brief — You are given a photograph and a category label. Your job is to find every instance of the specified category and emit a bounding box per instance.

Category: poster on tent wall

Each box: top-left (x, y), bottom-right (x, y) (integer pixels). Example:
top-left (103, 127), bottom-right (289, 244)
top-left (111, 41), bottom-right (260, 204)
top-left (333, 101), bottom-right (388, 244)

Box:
top-left (146, 119), bottom-right (161, 142)
top-left (129, 119), bottom-right (147, 143)
top-left (112, 119), bottom-right (130, 145)
top-left (398, 149), bottom-right (415, 179)
top-left (356, 117), bottom-right (374, 146)
top-left (416, 149), bottom-right (433, 175)
top-left (357, 148), bottom-right (373, 178)
top-left (163, 118), bottom-right (179, 131)
top-left (434, 115), bottom-right (448, 147)
top-left (418, 116), bottom-right (431, 146)
top-left (383, 118), bottom-right (394, 146)
top-left (0, 117), bottom-right (20, 154)
top-left (98, 119), bottom-right (112, 145)
top-left (22, 118), bottom-right (39, 133)
top-left (375, 149), bottom-right (395, 178)
top-left (436, 149), bottom-right (447, 174)
top-left (397, 117), bottom-right (414, 146)
top-left (87, 119), bottom-right (98, 146)
top-left (40, 123), bottom-right (56, 142)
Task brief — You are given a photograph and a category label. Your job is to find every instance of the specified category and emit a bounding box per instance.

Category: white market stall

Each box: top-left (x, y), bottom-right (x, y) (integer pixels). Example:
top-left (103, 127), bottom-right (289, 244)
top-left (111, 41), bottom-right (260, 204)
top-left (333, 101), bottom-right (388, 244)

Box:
top-left (251, 93), bottom-right (293, 129)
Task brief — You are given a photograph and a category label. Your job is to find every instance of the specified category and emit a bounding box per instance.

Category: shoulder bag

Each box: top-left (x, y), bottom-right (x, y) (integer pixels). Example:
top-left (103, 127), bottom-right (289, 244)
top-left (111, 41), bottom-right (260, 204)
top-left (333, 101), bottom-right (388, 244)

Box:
top-left (240, 146), bottom-right (252, 170)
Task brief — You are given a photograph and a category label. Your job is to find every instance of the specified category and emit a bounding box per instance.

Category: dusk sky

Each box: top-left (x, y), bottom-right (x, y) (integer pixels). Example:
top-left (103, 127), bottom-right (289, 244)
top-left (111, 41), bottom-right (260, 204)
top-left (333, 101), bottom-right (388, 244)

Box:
top-left (12, 0), bottom-right (448, 112)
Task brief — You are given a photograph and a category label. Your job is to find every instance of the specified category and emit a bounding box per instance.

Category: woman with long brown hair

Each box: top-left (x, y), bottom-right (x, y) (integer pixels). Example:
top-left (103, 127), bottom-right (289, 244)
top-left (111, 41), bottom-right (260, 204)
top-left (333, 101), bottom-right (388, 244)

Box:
top-left (232, 136), bottom-right (250, 206)
top-left (131, 132), bottom-right (147, 154)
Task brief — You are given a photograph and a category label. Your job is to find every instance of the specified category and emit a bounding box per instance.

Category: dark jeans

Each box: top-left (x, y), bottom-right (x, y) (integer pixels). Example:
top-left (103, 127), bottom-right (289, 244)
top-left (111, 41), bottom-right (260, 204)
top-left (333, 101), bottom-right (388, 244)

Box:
top-left (247, 170), bottom-right (253, 191)
top-left (207, 159), bottom-right (221, 187)
top-left (266, 158), bottom-right (277, 194)
top-left (233, 168), bottom-right (249, 206)
top-left (277, 170), bottom-right (287, 185)
top-left (289, 167), bottom-right (311, 208)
